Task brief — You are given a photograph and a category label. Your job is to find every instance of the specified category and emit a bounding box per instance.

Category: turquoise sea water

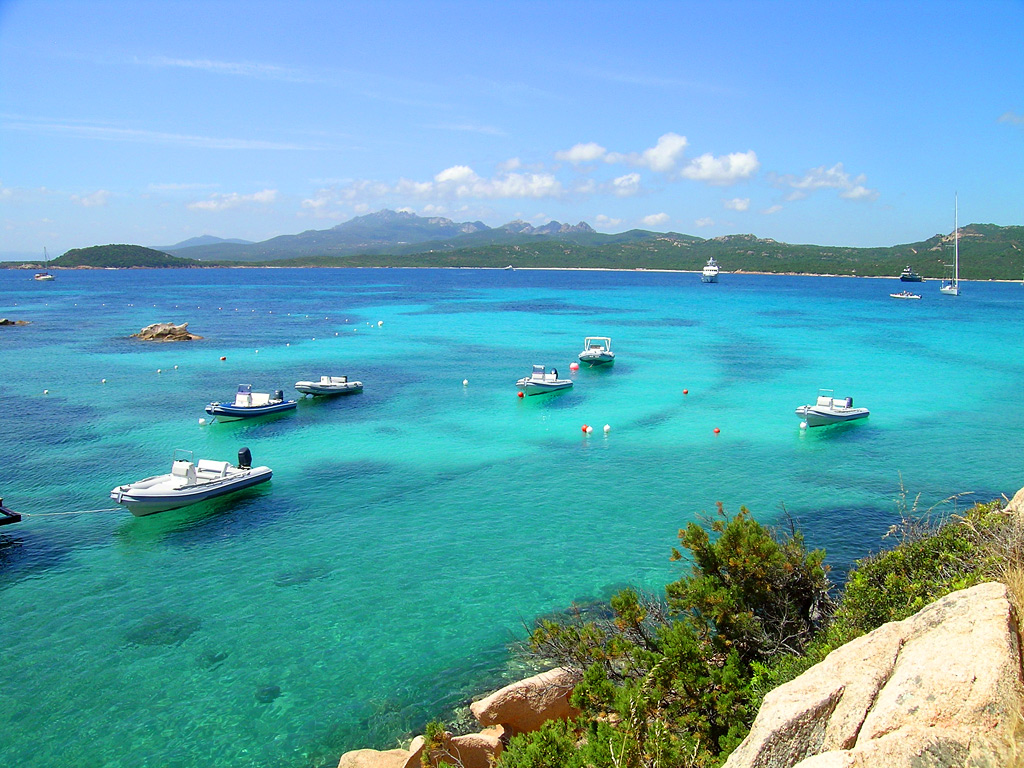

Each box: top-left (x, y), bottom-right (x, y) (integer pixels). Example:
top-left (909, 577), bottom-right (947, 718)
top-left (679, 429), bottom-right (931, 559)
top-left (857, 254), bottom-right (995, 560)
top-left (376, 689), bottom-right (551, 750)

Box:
top-left (2, 267), bottom-right (1023, 767)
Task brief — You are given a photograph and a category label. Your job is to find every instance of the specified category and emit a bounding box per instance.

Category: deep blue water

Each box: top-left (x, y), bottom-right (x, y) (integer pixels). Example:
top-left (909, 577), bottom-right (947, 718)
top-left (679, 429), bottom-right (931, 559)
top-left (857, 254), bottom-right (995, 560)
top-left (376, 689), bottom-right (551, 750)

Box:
top-left (2, 267), bottom-right (1023, 767)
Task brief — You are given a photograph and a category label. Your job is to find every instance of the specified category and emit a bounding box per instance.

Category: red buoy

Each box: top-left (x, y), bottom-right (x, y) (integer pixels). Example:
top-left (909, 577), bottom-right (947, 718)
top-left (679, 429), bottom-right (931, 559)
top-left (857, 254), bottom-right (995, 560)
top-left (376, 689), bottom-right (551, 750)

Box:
top-left (683, 389), bottom-right (689, 395)
top-left (581, 424), bottom-right (589, 433)
top-left (220, 356), bottom-right (226, 361)
top-left (517, 391), bottom-right (524, 398)
top-left (713, 427), bottom-right (720, 434)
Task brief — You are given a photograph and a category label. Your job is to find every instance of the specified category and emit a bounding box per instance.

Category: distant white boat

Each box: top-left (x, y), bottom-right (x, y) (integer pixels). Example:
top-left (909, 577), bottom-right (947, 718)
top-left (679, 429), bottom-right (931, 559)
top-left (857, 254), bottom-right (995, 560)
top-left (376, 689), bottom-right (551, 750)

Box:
top-left (795, 389), bottom-right (869, 428)
top-left (516, 365), bottom-right (573, 395)
top-left (578, 336), bottom-right (614, 366)
top-left (111, 448), bottom-right (272, 516)
top-left (890, 290), bottom-right (921, 300)
top-left (33, 247), bottom-right (55, 280)
top-left (701, 256), bottom-right (720, 283)
top-left (295, 375), bottom-right (363, 396)
top-left (205, 384), bottom-right (297, 421)
top-left (940, 196), bottom-right (960, 296)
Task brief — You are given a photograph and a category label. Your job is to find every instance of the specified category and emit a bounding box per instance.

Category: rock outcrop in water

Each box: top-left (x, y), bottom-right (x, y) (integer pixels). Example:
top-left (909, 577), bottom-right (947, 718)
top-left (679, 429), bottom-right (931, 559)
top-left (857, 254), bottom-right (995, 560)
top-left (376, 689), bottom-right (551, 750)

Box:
top-left (0, 318), bottom-right (30, 326)
top-left (132, 322), bottom-right (202, 341)
top-left (723, 581), bottom-right (1024, 768)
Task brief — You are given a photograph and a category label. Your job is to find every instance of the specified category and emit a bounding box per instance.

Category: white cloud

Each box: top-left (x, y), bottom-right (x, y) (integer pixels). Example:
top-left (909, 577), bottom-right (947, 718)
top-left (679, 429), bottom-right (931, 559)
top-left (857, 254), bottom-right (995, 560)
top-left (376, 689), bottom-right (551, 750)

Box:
top-left (642, 212), bottom-right (669, 227)
top-left (188, 189), bottom-right (278, 212)
top-left (723, 197), bottom-right (750, 211)
top-left (681, 151), bottom-right (760, 185)
top-left (999, 110), bottom-right (1024, 125)
top-left (72, 189), bottom-right (111, 207)
top-left (595, 214), bottom-right (623, 228)
top-left (762, 204), bottom-right (783, 215)
top-left (498, 157), bottom-right (522, 172)
top-left (774, 162), bottom-right (878, 201)
top-left (435, 165), bottom-right (479, 185)
top-left (432, 166), bottom-right (562, 199)
top-left (555, 142), bottom-right (608, 164)
top-left (612, 172), bottom-right (641, 197)
top-left (638, 132), bottom-right (688, 173)
top-left (148, 182), bottom-right (219, 191)
top-left (695, 217), bottom-right (715, 227)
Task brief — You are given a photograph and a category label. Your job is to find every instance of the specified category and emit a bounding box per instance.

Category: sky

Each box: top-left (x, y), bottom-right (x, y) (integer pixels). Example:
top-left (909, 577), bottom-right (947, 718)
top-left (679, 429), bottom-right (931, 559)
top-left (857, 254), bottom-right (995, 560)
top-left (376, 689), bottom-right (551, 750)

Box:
top-left (1, 0), bottom-right (1022, 259)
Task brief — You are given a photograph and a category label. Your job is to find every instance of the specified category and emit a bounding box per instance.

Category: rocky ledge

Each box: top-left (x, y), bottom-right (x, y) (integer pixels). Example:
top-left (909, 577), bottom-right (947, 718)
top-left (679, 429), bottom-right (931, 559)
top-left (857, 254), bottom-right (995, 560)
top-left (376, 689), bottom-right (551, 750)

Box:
top-left (0, 318), bottom-right (30, 326)
top-left (132, 322), bottom-right (202, 341)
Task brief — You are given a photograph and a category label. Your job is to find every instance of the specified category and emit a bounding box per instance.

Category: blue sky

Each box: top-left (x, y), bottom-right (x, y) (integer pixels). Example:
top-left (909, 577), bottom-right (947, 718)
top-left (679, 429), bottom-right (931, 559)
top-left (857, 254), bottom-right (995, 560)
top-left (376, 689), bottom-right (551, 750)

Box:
top-left (1, 0), bottom-right (1022, 258)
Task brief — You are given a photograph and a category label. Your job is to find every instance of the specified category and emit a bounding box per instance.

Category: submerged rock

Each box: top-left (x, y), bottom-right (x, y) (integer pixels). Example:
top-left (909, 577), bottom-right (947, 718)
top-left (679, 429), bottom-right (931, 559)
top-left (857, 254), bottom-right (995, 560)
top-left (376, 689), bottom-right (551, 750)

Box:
top-left (255, 685), bottom-right (281, 704)
top-left (197, 649), bottom-right (229, 668)
top-left (273, 563), bottom-right (333, 587)
top-left (125, 613), bottom-right (201, 646)
top-left (132, 322), bottom-right (202, 341)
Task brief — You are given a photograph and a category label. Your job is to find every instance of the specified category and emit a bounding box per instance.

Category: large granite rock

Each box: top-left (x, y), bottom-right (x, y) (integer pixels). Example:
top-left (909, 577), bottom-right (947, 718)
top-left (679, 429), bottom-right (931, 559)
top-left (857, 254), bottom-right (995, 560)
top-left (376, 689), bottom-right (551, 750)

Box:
top-left (723, 582), bottom-right (1024, 768)
top-left (401, 727), bottom-right (504, 768)
top-left (132, 322), bottom-right (202, 341)
top-left (469, 666), bottom-right (581, 734)
top-left (337, 748), bottom-right (410, 768)
top-left (0, 318), bottom-right (30, 326)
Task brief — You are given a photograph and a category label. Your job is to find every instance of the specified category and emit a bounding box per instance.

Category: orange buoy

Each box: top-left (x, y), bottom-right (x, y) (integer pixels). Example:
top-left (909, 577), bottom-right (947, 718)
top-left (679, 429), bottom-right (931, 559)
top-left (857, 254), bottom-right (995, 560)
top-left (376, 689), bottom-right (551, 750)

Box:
top-left (569, 362), bottom-right (579, 371)
top-left (713, 427), bottom-right (720, 434)
top-left (683, 389), bottom-right (689, 395)
top-left (517, 391), bottom-right (524, 398)
top-left (220, 356), bottom-right (226, 361)
top-left (581, 424), bottom-right (589, 433)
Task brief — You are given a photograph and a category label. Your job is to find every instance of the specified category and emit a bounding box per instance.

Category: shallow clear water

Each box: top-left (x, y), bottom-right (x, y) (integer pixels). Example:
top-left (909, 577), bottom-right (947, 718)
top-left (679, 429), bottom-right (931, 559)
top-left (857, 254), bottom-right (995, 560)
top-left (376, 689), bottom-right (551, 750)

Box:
top-left (2, 267), bottom-right (1022, 767)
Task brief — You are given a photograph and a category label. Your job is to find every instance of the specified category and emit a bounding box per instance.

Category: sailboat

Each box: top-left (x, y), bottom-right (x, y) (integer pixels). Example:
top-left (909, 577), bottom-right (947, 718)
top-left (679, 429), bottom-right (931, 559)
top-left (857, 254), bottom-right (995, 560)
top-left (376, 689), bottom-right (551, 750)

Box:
top-left (939, 196), bottom-right (960, 296)
top-left (33, 247), bottom-right (55, 281)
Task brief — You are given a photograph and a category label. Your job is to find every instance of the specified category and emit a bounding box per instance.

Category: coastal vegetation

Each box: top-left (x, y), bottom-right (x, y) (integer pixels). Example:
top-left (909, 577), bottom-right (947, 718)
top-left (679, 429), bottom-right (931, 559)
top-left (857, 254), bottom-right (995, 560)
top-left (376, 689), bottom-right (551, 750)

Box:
top-left (7, 210), bottom-right (1024, 279)
top-left (458, 496), bottom-right (1021, 768)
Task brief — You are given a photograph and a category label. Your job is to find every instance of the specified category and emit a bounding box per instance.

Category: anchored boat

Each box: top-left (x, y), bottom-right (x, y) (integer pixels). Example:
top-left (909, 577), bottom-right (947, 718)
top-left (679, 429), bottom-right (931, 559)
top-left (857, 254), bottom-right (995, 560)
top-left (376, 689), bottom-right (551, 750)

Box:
top-left (578, 336), bottom-right (614, 366)
top-left (295, 375), bottom-right (363, 396)
top-left (795, 389), bottom-right (869, 428)
top-left (111, 448), bottom-right (272, 516)
top-left (205, 384), bottom-right (297, 421)
top-left (516, 365), bottom-right (573, 395)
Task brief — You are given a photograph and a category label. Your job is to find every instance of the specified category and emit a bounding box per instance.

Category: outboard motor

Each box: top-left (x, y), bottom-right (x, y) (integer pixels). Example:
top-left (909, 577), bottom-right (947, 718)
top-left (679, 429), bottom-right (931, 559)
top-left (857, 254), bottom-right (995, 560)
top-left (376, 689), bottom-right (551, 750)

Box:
top-left (238, 447), bottom-right (252, 469)
top-left (273, 389), bottom-right (284, 402)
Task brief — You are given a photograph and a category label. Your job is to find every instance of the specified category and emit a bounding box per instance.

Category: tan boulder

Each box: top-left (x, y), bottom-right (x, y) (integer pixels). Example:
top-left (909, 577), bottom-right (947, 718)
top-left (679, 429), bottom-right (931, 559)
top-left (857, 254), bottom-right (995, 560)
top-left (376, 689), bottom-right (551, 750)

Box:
top-left (724, 582), bottom-right (1024, 768)
top-left (337, 747), bottom-right (411, 768)
top-left (469, 666), bottom-right (581, 734)
top-left (401, 728), bottom-right (502, 768)
top-left (132, 322), bottom-right (202, 341)
top-left (1004, 486), bottom-right (1024, 515)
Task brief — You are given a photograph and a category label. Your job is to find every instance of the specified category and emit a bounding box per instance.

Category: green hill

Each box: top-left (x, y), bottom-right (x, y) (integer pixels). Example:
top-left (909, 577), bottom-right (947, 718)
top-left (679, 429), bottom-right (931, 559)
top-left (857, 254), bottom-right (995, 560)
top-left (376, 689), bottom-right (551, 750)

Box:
top-left (54, 244), bottom-right (200, 269)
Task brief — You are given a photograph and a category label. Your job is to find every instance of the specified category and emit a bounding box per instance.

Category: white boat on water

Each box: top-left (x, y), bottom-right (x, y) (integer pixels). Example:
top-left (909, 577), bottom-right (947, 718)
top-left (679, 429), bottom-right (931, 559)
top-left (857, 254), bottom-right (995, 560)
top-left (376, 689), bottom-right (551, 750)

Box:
top-left (578, 336), bottom-right (614, 366)
top-left (516, 365), bottom-right (573, 395)
top-left (890, 290), bottom-right (921, 300)
top-left (111, 448), bottom-right (272, 516)
top-left (940, 195), bottom-right (961, 296)
top-left (295, 375), bottom-right (363, 396)
top-left (701, 256), bottom-right (720, 283)
top-left (33, 247), bottom-right (55, 280)
top-left (795, 390), bottom-right (870, 428)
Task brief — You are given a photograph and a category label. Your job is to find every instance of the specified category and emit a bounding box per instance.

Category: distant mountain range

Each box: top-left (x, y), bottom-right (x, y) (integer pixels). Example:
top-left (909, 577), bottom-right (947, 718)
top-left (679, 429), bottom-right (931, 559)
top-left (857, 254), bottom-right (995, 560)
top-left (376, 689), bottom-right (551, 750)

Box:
top-left (153, 235), bottom-right (253, 251)
top-left (161, 209), bottom-right (598, 262)
top-left (16, 209), bottom-right (1024, 279)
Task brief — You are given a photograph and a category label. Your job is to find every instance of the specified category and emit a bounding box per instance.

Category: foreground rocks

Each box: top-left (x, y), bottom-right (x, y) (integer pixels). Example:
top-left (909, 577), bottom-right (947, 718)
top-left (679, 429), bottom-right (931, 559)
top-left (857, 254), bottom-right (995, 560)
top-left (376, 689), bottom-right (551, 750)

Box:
top-left (336, 667), bottom-right (579, 768)
top-left (723, 581), bottom-right (1024, 768)
top-left (132, 322), bottom-right (202, 341)
top-left (0, 318), bottom-right (30, 326)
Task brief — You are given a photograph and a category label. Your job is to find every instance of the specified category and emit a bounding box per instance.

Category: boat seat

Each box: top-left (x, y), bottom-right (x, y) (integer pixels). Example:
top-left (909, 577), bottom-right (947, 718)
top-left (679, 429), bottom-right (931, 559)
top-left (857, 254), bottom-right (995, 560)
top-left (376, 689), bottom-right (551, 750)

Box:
top-left (171, 460), bottom-right (197, 485)
top-left (197, 460), bottom-right (230, 477)
top-left (233, 393), bottom-right (253, 406)
top-left (249, 393), bottom-right (271, 406)
top-left (815, 396), bottom-right (833, 407)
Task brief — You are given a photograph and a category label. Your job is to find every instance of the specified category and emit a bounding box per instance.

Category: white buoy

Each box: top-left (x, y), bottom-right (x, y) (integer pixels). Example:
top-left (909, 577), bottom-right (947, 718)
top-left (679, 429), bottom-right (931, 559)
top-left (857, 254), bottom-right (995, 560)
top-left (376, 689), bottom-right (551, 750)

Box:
top-left (157, 369), bottom-right (162, 374)
top-left (174, 365), bottom-right (178, 369)
top-left (43, 389), bottom-right (49, 395)
top-left (199, 417), bottom-right (207, 425)
top-left (378, 320), bottom-right (383, 327)
top-left (585, 425), bottom-right (594, 433)
top-left (255, 349), bottom-right (259, 354)
top-left (463, 379), bottom-right (468, 386)
top-left (603, 424), bottom-right (611, 433)
top-left (101, 378), bottom-right (107, 384)
top-left (286, 343), bottom-right (290, 346)
top-left (800, 421), bottom-right (808, 430)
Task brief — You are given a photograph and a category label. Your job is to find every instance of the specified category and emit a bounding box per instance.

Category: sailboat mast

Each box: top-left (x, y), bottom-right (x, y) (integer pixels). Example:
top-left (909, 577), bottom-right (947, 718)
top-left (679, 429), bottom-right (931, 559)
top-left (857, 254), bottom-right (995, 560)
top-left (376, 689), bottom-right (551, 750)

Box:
top-left (954, 194), bottom-right (959, 285)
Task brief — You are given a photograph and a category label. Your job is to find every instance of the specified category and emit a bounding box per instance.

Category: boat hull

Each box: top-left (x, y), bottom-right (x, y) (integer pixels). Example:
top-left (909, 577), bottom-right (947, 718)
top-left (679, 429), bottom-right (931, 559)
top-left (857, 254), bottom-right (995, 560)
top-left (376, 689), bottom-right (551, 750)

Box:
top-left (295, 381), bottom-right (363, 396)
top-left (578, 351), bottom-right (614, 365)
top-left (111, 466), bottom-right (273, 516)
top-left (701, 273), bottom-right (719, 283)
top-left (516, 379), bottom-right (573, 395)
top-left (795, 405), bottom-right (870, 428)
top-left (205, 401), bottom-right (297, 420)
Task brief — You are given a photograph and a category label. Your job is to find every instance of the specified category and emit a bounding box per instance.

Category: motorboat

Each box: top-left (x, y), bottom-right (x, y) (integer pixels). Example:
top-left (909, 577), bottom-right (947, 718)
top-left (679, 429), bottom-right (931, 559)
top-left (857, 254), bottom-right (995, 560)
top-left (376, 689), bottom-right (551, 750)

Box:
top-left (701, 256), bottom-right (720, 283)
top-left (795, 390), bottom-right (870, 428)
top-left (295, 375), bottom-right (363, 396)
top-left (111, 448), bottom-right (272, 516)
top-left (33, 272), bottom-right (55, 281)
top-left (516, 365), bottom-right (573, 395)
top-left (890, 291), bottom-right (921, 300)
top-left (205, 384), bottom-right (297, 421)
top-left (899, 266), bottom-right (923, 282)
top-left (578, 336), bottom-right (615, 366)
